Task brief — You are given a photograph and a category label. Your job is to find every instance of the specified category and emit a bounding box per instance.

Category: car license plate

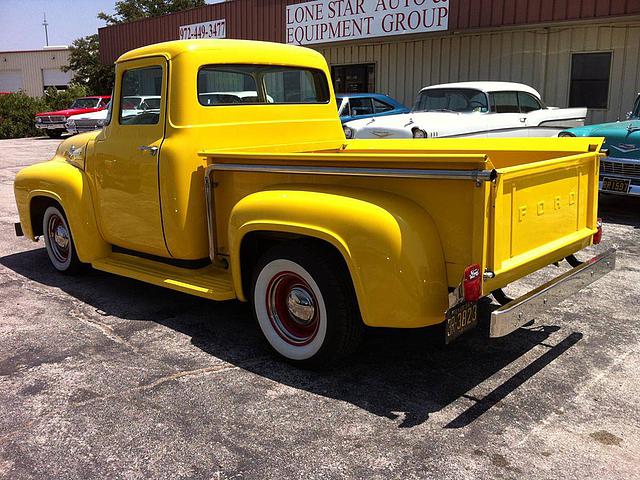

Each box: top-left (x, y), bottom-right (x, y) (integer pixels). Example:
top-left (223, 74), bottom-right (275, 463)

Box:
top-left (602, 177), bottom-right (630, 193)
top-left (445, 302), bottom-right (478, 344)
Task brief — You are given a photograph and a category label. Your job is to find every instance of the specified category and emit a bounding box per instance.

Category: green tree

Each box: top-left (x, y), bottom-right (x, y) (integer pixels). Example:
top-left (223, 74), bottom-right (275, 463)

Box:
top-left (98, 0), bottom-right (206, 25)
top-left (63, 35), bottom-right (115, 95)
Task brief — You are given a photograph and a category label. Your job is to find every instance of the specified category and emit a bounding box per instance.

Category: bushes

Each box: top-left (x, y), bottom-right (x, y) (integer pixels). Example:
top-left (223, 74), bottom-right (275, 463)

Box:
top-left (0, 84), bottom-right (89, 139)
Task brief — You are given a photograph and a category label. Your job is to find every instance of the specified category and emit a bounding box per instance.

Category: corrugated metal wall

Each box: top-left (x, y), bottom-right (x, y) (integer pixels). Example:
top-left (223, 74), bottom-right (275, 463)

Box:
top-left (318, 21), bottom-right (640, 123)
top-left (99, 0), bottom-right (640, 64)
top-left (0, 49), bottom-right (71, 97)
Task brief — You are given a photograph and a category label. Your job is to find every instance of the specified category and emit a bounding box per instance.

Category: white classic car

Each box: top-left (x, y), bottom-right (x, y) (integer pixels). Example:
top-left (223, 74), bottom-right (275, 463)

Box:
top-left (66, 95), bottom-right (162, 134)
top-left (343, 82), bottom-right (587, 139)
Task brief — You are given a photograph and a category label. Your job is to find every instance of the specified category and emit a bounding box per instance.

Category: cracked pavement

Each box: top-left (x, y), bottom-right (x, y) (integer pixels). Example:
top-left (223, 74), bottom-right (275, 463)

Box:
top-left (0, 137), bottom-right (639, 479)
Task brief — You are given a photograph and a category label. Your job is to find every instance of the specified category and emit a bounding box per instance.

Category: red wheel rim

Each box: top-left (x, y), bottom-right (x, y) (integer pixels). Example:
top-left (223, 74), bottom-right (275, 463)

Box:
top-left (265, 271), bottom-right (319, 346)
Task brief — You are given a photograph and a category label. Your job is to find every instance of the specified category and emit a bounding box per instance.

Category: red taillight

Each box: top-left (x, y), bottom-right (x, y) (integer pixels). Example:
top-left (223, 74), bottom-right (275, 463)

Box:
top-left (463, 264), bottom-right (482, 303)
top-left (593, 218), bottom-right (603, 244)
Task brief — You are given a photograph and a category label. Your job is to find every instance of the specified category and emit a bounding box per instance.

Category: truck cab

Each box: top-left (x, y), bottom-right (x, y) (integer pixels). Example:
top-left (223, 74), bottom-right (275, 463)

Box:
top-left (14, 40), bottom-right (615, 367)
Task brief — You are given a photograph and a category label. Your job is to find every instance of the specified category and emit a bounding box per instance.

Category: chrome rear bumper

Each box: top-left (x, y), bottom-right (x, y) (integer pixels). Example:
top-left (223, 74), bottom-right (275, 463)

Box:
top-left (490, 248), bottom-right (616, 337)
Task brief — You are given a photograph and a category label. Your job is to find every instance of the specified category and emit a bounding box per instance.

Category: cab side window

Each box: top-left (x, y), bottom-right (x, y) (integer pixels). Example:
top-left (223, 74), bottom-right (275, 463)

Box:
top-left (119, 66), bottom-right (163, 125)
top-left (518, 92), bottom-right (543, 113)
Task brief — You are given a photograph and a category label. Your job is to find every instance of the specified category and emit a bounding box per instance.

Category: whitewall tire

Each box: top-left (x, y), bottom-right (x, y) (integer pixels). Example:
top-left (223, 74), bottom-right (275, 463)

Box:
top-left (251, 241), bottom-right (364, 368)
top-left (42, 205), bottom-right (83, 274)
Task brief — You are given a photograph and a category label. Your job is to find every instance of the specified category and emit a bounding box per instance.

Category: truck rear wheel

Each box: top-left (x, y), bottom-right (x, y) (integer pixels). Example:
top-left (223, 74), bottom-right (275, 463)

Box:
top-left (42, 205), bottom-right (83, 274)
top-left (251, 241), bottom-right (364, 368)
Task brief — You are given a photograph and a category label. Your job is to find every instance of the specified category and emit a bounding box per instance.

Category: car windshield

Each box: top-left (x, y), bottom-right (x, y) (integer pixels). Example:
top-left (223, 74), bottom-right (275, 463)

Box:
top-left (70, 98), bottom-right (100, 109)
top-left (413, 88), bottom-right (488, 113)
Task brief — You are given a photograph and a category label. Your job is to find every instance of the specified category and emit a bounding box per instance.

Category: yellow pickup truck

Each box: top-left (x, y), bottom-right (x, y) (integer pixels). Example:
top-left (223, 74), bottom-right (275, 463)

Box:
top-left (14, 40), bottom-right (615, 367)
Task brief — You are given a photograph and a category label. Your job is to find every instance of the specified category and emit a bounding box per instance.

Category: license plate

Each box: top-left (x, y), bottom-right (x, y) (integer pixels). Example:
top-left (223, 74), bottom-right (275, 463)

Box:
top-left (602, 177), bottom-right (630, 193)
top-left (445, 302), bottom-right (478, 344)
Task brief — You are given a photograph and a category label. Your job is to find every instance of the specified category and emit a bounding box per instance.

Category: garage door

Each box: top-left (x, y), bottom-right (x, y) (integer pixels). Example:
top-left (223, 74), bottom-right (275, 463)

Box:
top-left (0, 71), bottom-right (23, 92)
top-left (42, 68), bottom-right (72, 89)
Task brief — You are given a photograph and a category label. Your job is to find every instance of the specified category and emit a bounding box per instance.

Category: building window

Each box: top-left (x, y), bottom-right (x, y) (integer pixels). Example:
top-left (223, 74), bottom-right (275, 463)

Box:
top-left (331, 64), bottom-right (375, 94)
top-left (569, 52), bottom-right (612, 109)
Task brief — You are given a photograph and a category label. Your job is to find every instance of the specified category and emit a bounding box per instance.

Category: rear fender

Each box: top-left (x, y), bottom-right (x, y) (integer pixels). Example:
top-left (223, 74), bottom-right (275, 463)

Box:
top-left (228, 186), bottom-right (449, 328)
top-left (14, 159), bottom-right (109, 262)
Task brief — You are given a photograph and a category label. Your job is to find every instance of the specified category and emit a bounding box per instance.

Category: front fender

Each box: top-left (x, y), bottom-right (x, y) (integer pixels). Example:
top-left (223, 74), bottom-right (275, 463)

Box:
top-left (14, 159), bottom-right (109, 262)
top-left (228, 186), bottom-right (449, 328)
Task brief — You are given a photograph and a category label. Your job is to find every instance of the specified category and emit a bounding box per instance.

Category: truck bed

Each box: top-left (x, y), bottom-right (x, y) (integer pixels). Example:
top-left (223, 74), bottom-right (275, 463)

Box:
top-left (200, 137), bottom-right (603, 293)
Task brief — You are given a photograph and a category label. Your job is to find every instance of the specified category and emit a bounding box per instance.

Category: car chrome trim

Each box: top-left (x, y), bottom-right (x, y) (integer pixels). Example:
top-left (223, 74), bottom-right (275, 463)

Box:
top-left (206, 163), bottom-right (496, 182)
top-left (490, 248), bottom-right (616, 338)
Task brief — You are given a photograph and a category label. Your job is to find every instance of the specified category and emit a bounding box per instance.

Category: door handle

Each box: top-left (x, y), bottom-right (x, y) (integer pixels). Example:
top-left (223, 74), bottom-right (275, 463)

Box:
top-left (139, 145), bottom-right (159, 156)
top-left (520, 117), bottom-right (527, 123)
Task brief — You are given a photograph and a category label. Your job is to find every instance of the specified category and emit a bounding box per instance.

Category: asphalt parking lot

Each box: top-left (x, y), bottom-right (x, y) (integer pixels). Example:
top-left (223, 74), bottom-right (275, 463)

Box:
top-left (0, 137), bottom-right (638, 479)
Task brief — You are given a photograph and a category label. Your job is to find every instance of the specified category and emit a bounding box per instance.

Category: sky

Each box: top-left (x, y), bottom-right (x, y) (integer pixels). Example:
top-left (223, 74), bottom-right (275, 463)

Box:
top-left (0, 0), bottom-right (227, 52)
top-left (0, 0), bottom-right (115, 51)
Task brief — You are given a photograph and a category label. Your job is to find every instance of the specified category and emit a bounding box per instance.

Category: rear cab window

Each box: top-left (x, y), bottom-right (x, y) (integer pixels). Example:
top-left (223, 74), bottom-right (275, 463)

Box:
top-left (197, 64), bottom-right (330, 106)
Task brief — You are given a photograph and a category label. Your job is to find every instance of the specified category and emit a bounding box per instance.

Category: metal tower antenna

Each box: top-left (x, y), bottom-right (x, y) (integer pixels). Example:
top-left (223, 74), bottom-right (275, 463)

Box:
top-left (42, 13), bottom-right (49, 46)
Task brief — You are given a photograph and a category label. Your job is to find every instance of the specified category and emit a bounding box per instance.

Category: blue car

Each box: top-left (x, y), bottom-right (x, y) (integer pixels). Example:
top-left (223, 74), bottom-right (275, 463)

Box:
top-left (336, 93), bottom-right (409, 124)
top-left (560, 93), bottom-right (640, 197)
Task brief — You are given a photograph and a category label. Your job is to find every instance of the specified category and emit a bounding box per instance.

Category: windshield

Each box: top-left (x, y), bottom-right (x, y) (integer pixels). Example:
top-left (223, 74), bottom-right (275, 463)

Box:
top-left (70, 97), bottom-right (100, 109)
top-left (413, 88), bottom-right (488, 113)
top-left (633, 96), bottom-right (640, 119)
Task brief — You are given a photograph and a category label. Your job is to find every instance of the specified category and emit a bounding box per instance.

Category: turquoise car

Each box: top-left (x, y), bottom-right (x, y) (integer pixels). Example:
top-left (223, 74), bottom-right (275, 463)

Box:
top-left (560, 94), bottom-right (640, 197)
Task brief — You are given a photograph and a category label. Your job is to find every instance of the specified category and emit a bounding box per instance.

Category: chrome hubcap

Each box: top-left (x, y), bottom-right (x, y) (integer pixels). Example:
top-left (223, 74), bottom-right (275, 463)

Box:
top-left (286, 287), bottom-right (316, 325)
top-left (54, 225), bottom-right (69, 249)
top-left (47, 214), bottom-right (70, 264)
top-left (266, 271), bottom-right (320, 346)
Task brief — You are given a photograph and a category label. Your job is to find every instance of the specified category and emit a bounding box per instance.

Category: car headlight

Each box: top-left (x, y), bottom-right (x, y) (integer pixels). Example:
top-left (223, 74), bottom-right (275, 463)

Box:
top-left (343, 125), bottom-right (353, 139)
top-left (36, 117), bottom-right (42, 123)
top-left (413, 129), bottom-right (427, 138)
top-left (558, 131), bottom-right (575, 138)
top-left (67, 119), bottom-right (75, 127)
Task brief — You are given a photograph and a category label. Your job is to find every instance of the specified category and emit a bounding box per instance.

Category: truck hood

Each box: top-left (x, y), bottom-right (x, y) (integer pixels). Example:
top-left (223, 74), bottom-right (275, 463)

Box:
top-left (37, 107), bottom-right (103, 118)
top-left (567, 119), bottom-right (640, 159)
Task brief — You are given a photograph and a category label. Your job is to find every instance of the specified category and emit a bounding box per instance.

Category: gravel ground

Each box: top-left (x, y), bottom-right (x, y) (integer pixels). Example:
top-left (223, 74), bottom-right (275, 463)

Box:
top-left (0, 137), bottom-right (638, 479)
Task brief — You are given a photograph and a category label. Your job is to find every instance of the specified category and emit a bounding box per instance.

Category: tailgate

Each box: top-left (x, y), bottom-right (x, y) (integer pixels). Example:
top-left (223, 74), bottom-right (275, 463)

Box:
top-left (487, 151), bottom-right (600, 280)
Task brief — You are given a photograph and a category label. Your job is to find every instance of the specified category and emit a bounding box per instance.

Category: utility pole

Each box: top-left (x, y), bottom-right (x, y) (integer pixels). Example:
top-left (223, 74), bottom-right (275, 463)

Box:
top-left (42, 13), bottom-right (49, 46)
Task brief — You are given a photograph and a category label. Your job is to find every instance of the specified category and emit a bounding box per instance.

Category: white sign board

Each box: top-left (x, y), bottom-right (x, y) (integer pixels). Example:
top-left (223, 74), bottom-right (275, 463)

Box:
top-left (286, 0), bottom-right (449, 45)
top-left (179, 19), bottom-right (226, 40)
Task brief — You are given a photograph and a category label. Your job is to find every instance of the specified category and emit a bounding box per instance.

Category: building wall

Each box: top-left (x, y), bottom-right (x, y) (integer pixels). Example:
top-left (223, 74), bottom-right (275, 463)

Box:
top-left (0, 48), bottom-right (72, 97)
top-left (98, 0), bottom-right (640, 64)
top-left (318, 20), bottom-right (640, 123)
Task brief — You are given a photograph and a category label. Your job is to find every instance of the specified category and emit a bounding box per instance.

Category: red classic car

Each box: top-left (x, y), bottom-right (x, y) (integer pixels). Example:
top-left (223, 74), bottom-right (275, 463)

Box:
top-left (35, 95), bottom-right (110, 138)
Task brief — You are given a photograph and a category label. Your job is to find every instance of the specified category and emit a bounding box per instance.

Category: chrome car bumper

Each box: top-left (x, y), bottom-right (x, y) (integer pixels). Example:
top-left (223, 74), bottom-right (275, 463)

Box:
top-left (490, 248), bottom-right (616, 337)
top-left (35, 123), bottom-right (66, 130)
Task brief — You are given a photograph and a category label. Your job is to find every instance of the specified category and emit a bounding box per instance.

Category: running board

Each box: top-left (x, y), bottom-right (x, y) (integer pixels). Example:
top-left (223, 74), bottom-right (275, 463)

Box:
top-left (92, 253), bottom-right (236, 301)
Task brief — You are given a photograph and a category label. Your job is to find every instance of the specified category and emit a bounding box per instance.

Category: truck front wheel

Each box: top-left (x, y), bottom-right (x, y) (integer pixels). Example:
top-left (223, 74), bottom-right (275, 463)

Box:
top-left (251, 242), bottom-right (364, 368)
top-left (42, 205), bottom-right (83, 274)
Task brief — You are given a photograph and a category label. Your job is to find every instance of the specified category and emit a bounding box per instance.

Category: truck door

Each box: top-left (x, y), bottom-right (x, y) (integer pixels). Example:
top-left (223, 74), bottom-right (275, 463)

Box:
top-left (91, 58), bottom-right (169, 257)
